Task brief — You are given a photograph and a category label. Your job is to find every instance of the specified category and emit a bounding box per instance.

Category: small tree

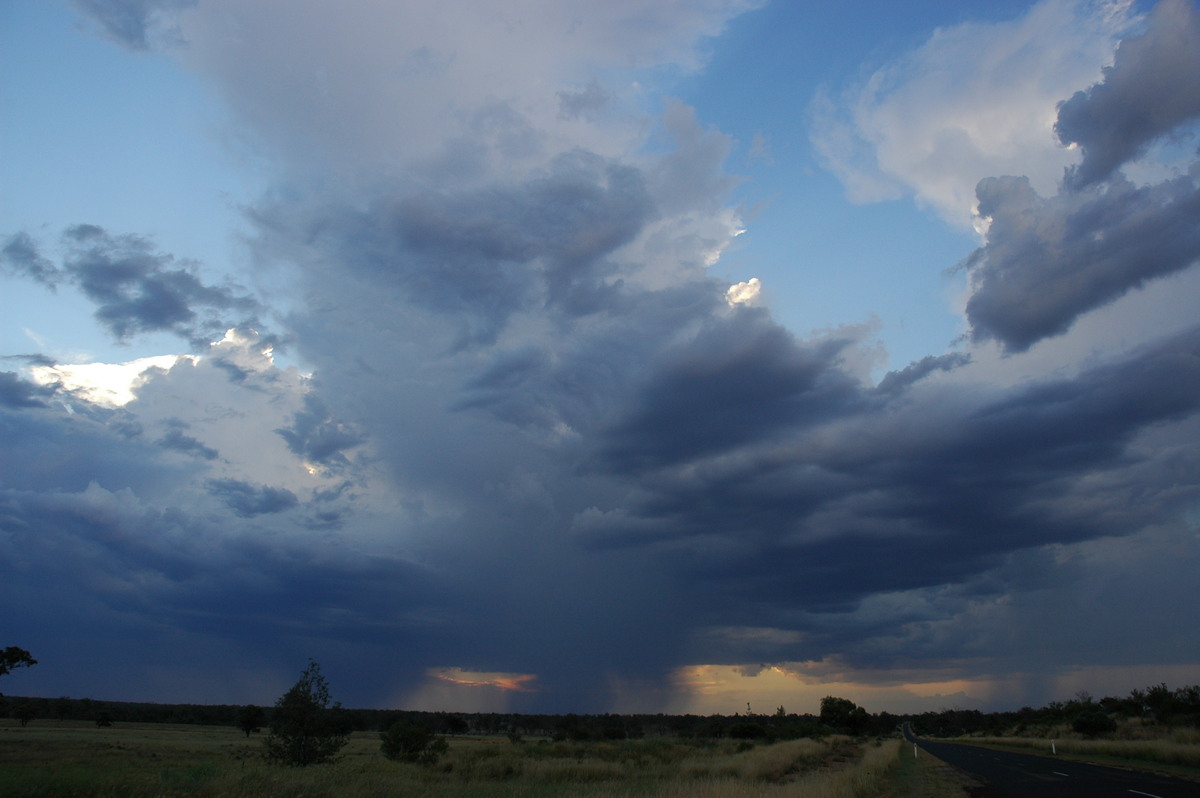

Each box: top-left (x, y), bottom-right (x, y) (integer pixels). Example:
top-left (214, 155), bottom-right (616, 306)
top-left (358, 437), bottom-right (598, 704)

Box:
top-left (0, 647), bottom-right (36, 693)
top-left (14, 699), bottom-right (36, 727)
top-left (237, 704), bottom-right (266, 738)
top-left (380, 720), bottom-right (448, 764)
top-left (263, 660), bottom-right (350, 766)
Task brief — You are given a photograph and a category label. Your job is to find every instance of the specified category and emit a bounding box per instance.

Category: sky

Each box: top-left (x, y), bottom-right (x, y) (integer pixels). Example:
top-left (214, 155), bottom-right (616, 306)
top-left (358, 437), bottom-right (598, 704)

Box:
top-left (1, 0), bottom-right (1199, 716)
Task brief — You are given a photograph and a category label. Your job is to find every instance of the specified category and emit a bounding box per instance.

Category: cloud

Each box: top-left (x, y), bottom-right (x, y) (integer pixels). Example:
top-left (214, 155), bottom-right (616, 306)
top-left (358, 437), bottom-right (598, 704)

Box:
top-left (276, 393), bottom-right (364, 471)
top-left (0, 372), bottom-right (54, 409)
top-left (725, 277), bottom-right (761, 306)
top-left (70, 0), bottom-right (196, 50)
top-left (875, 352), bottom-right (971, 395)
top-left (8, 0), bottom-right (1198, 714)
top-left (811, 0), bottom-right (1134, 226)
top-left (1056, 0), bottom-right (1200, 189)
top-left (158, 423), bottom-right (219, 460)
top-left (157, 0), bottom-right (760, 178)
top-left (963, 170), bottom-right (1200, 351)
top-left (4, 227), bottom-right (263, 349)
top-left (207, 478), bottom-right (299, 517)
top-left (1, 232), bottom-right (61, 286)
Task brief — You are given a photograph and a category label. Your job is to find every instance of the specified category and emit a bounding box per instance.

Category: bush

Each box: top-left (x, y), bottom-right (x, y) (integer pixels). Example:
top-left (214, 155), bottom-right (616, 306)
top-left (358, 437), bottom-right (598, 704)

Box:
top-left (729, 722), bottom-right (767, 740)
top-left (380, 721), bottom-right (449, 764)
top-left (263, 660), bottom-right (350, 766)
top-left (1073, 710), bottom-right (1117, 738)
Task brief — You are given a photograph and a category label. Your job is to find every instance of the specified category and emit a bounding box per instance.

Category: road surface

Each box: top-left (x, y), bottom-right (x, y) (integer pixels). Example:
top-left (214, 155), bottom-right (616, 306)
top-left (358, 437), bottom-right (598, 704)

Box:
top-left (903, 723), bottom-right (1199, 798)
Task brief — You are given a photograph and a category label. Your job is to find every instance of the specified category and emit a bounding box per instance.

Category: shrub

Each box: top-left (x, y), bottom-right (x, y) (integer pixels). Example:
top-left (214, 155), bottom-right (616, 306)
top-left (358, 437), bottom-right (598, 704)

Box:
top-left (380, 721), bottom-right (449, 764)
top-left (1073, 710), bottom-right (1117, 738)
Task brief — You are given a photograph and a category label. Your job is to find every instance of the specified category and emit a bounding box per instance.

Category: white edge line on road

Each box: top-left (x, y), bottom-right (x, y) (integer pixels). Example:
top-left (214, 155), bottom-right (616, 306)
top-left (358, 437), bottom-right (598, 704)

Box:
top-left (1052, 771), bottom-right (1070, 777)
top-left (1128, 790), bottom-right (1164, 798)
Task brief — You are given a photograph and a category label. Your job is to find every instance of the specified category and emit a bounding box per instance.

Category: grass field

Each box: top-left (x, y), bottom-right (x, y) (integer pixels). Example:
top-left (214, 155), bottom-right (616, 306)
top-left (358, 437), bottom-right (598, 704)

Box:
top-left (957, 734), bottom-right (1200, 773)
top-left (0, 719), bottom-right (967, 798)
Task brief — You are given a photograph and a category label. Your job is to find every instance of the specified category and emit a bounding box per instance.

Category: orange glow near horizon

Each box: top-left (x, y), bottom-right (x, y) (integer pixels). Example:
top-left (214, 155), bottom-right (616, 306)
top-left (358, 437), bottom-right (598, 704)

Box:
top-left (429, 667), bottom-right (540, 693)
top-left (668, 663), bottom-right (995, 716)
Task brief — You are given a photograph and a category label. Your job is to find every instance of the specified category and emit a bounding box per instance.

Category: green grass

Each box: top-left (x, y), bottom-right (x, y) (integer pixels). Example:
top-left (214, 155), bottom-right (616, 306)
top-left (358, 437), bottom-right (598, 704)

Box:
top-left (0, 720), bottom-right (918, 798)
top-left (876, 741), bottom-right (972, 798)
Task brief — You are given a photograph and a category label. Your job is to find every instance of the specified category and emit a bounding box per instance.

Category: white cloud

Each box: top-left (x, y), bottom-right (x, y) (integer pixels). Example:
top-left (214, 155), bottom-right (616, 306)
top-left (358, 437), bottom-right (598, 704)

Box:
top-left (811, 0), bottom-right (1137, 227)
top-left (173, 0), bottom-right (760, 184)
top-left (725, 277), bottom-right (761, 306)
top-left (31, 354), bottom-right (196, 407)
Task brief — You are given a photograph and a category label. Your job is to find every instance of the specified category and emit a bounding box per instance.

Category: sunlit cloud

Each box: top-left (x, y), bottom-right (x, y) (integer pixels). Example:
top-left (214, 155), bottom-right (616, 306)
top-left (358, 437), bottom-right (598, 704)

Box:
top-left (725, 277), bottom-right (762, 306)
top-left (430, 667), bottom-right (540, 693)
top-left (31, 354), bottom-right (195, 407)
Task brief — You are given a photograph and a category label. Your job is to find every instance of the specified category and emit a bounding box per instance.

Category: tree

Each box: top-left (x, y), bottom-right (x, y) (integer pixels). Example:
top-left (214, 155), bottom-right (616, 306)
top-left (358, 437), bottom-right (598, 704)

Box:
top-left (1072, 710), bottom-right (1116, 738)
top-left (380, 720), bottom-right (448, 764)
top-left (14, 699), bottom-right (36, 727)
top-left (819, 696), bottom-right (870, 734)
top-left (0, 647), bottom-right (36, 692)
top-left (263, 660), bottom-right (350, 766)
top-left (237, 704), bottom-right (266, 738)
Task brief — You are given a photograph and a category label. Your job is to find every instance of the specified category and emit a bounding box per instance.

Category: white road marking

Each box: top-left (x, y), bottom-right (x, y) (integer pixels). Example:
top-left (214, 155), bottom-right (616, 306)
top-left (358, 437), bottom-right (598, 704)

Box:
top-left (1053, 771), bottom-right (1070, 777)
top-left (1128, 790), bottom-right (1164, 798)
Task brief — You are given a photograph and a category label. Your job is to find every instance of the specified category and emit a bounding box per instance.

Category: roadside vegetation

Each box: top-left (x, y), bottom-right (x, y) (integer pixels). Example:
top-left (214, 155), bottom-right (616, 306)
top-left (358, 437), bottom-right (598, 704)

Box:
top-left (0, 722), bottom-right (921, 798)
top-left (908, 684), bottom-right (1200, 779)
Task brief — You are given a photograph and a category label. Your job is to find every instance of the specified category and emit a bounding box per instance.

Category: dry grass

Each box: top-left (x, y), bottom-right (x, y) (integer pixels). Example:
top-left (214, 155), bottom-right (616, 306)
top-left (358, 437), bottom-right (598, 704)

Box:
top-left (0, 720), bottom-right (915, 798)
top-left (964, 734), bottom-right (1200, 769)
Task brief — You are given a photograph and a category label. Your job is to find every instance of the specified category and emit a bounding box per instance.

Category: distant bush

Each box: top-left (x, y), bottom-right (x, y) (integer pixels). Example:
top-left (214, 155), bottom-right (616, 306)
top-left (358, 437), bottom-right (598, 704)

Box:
top-left (380, 721), bottom-right (448, 764)
top-left (728, 722), bottom-right (767, 740)
top-left (1073, 710), bottom-right (1117, 738)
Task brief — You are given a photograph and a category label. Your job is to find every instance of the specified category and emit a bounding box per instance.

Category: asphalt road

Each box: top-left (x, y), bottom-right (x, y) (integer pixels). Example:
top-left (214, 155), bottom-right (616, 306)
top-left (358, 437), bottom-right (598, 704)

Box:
top-left (903, 723), bottom-right (1200, 798)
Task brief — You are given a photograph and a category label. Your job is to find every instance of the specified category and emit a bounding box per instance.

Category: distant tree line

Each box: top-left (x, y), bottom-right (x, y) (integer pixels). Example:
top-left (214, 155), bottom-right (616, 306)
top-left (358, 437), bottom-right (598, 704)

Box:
top-left (4, 680), bottom-right (1197, 741)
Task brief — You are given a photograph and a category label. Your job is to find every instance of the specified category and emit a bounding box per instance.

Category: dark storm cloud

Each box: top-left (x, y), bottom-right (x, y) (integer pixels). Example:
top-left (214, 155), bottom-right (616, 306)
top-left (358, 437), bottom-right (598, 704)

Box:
top-left (961, 0), bottom-right (1200, 353)
top-left (70, 0), bottom-right (195, 51)
top-left (1056, 0), bottom-right (1200, 190)
top-left (0, 372), bottom-right (54, 408)
top-left (575, 324), bottom-right (1200, 633)
top-left (59, 225), bottom-right (261, 347)
top-left (259, 150), bottom-right (654, 348)
top-left (0, 476), bottom-right (443, 704)
top-left (4, 226), bottom-right (263, 349)
top-left (0, 402), bottom-right (186, 495)
top-left (398, 150), bottom-right (651, 320)
top-left (158, 424), bottom-right (219, 460)
top-left (276, 393), bottom-right (364, 469)
top-left (453, 280), bottom-right (723, 435)
top-left (875, 352), bottom-right (971, 395)
top-left (964, 171), bottom-right (1200, 351)
top-left (597, 308), bottom-right (864, 471)
top-left (207, 479), bottom-right (299, 518)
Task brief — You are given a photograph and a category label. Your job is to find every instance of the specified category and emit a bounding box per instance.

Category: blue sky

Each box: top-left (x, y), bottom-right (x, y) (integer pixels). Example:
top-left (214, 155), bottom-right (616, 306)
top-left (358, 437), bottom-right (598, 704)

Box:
top-left (2, 0), bottom-right (1199, 716)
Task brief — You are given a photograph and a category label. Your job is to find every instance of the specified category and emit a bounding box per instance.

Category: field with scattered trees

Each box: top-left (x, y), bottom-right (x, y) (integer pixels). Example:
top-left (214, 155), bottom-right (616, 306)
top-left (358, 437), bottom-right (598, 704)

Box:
top-left (1, 656), bottom-right (1197, 798)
